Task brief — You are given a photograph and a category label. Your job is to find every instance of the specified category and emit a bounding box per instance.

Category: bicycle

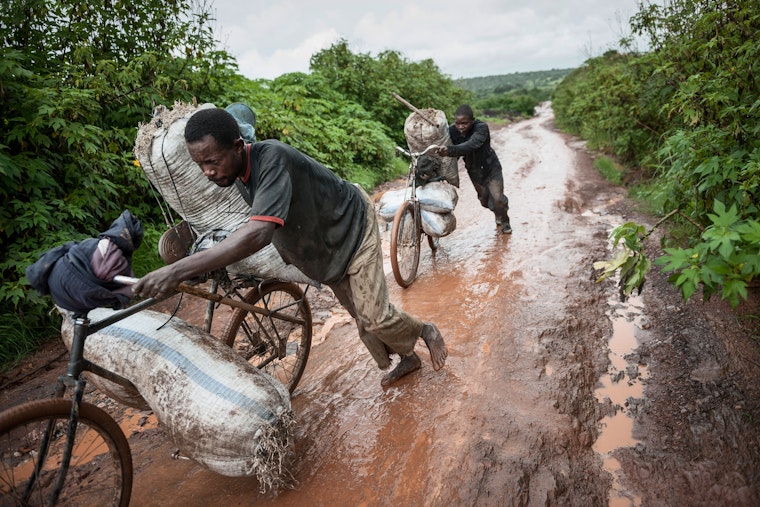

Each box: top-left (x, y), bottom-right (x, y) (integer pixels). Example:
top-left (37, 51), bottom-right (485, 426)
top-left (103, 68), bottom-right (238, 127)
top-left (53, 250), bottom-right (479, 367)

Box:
top-left (390, 144), bottom-right (442, 288)
top-left (0, 273), bottom-right (312, 506)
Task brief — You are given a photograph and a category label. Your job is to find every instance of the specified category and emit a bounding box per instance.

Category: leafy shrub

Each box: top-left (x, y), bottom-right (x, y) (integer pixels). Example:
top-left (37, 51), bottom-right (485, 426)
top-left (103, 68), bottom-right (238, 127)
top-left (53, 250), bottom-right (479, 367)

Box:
top-left (309, 39), bottom-right (470, 146)
top-left (594, 156), bottom-right (624, 185)
top-left (569, 0), bottom-right (760, 307)
top-left (0, 0), bottom-right (236, 363)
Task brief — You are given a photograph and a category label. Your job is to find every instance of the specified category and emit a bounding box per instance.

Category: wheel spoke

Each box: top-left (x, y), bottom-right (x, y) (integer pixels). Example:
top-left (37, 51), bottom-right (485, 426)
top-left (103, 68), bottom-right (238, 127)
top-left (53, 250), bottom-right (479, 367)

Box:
top-left (221, 283), bottom-right (312, 394)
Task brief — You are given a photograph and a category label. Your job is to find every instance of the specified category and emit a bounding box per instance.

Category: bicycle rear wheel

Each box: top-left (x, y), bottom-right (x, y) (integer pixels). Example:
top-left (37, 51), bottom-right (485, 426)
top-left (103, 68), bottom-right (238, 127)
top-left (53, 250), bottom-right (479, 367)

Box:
top-left (0, 398), bottom-right (132, 507)
top-left (390, 200), bottom-right (421, 288)
top-left (221, 281), bottom-right (312, 394)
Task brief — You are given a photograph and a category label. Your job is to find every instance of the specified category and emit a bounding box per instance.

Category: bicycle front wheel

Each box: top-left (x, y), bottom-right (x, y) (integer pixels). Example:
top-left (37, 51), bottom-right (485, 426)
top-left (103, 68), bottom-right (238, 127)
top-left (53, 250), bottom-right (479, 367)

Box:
top-left (0, 398), bottom-right (132, 507)
top-left (221, 281), bottom-right (312, 394)
top-left (390, 200), bottom-right (421, 288)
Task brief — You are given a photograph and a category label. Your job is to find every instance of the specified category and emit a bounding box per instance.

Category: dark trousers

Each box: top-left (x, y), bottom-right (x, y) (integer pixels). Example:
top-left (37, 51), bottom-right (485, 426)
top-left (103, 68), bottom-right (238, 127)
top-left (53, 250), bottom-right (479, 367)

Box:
top-left (470, 171), bottom-right (510, 224)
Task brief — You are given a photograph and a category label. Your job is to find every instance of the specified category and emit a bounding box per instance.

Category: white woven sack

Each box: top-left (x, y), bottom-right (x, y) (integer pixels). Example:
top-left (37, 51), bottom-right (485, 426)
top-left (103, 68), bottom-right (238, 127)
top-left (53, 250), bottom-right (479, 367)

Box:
top-left (60, 307), bottom-right (293, 490)
top-left (375, 188), bottom-right (409, 222)
top-left (134, 102), bottom-right (314, 285)
top-left (417, 181), bottom-right (458, 213)
top-left (403, 109), bottom-right (459, 188)
top-left (421, 209), bottom-right (456, 238)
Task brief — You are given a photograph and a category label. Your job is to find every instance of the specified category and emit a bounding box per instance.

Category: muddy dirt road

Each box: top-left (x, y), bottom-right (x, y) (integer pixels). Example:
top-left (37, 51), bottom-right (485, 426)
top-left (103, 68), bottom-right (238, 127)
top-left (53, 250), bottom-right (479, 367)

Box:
top-left (2, 104), bottom-right (759, 506)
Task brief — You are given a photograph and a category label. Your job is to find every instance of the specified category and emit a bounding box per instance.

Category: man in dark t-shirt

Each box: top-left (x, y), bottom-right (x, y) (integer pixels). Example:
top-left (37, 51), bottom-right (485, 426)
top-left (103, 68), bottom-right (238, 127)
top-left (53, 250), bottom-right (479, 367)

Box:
top-left (438, 104), bottom-right (512, 234)
top-left (133, 108), bottom-right (447, 386)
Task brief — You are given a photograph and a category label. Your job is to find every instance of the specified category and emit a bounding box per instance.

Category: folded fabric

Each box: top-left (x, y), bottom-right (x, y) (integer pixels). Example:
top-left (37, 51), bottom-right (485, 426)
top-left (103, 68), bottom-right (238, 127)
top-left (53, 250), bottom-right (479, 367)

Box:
top-left (26, 210), bottom-right (143, 316)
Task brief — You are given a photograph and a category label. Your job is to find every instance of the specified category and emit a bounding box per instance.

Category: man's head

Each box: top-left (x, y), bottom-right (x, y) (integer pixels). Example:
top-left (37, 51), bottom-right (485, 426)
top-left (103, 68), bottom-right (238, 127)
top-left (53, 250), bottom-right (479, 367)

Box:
top-left (184, 108), bottom-right (246, 187)
top-left (453, 104), bottom-right (475, 136)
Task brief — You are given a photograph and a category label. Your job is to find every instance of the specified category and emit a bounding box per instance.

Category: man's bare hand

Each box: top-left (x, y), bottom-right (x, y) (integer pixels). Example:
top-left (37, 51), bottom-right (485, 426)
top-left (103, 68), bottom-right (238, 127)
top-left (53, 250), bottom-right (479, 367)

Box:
top-left (437, 146), bottom-right (449, 156)
top-left (132, 265), bottom-right (182, 300)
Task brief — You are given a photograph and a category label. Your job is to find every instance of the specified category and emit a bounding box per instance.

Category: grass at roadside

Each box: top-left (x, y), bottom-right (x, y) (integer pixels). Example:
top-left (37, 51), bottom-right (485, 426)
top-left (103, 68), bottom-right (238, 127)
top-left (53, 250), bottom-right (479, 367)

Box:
top-left (0, 313), bottom-right (59, 373)
top-left (593, 156), bottom-right (624, 185)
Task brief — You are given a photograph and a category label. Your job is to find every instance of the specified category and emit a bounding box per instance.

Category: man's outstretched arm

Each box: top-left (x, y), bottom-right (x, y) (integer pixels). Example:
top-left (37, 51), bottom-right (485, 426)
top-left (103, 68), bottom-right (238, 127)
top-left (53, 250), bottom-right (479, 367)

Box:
top-left (132, 220), bottom-right (276, 299)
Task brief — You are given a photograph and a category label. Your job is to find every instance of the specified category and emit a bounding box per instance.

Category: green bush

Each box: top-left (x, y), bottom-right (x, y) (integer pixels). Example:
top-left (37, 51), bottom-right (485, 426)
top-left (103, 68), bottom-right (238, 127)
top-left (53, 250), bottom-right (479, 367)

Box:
top-left (473, 89), bottom-right (543, 118)
top-left (309, 39), bottom-right (470, 146)
top-left (569, 0), bottom-right (760, 307)
top-left (0, 0), bottom-right (236, 366)
top-left (594, 156), bottom-right (624, 185)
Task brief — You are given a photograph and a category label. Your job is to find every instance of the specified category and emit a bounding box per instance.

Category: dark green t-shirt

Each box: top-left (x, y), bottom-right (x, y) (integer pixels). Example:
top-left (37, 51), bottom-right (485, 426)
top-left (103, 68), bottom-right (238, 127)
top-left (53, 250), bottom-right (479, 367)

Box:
top-left (238, 140), bottom-right (366, 284)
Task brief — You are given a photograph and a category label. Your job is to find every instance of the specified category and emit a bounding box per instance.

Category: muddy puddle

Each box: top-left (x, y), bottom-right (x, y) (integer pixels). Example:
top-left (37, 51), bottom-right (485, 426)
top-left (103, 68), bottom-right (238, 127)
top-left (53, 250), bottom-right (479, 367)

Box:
top-left (594, 294), bottom-right (647, 507)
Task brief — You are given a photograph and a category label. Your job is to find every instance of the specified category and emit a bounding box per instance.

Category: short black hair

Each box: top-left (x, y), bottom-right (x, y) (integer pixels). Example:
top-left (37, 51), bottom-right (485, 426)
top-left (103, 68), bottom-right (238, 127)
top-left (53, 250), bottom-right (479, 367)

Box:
top-left (184, 108), bottom-right (241, 148)
top-left (455, 104), bottom-right (474, 119)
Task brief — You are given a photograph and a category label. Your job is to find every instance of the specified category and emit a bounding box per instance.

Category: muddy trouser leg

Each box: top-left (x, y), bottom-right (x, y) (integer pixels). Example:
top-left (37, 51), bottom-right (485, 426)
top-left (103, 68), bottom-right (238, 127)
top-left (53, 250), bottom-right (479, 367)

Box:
top-left (330, 189), bottom-right (424, 370)
top-left (486, 175), bottom-right (510, 226)
top-left (472, 175), bottom-right (509, 225)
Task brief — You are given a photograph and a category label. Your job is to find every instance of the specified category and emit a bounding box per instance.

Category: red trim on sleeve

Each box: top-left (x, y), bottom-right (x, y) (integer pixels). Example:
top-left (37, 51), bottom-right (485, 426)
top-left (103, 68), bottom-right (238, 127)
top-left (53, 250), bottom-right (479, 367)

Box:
top-left (249, 215), bottom-right (285, 228)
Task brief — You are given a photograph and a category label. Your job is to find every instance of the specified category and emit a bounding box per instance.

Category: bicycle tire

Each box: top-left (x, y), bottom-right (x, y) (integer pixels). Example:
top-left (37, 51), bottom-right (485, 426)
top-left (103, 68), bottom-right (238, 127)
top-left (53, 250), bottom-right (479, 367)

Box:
top-left (221, 281), bottom-right (312, 394)
top-left (390, 200), bottom-right (421, 288)
top-left (0, 398), bottom-right (132, 507)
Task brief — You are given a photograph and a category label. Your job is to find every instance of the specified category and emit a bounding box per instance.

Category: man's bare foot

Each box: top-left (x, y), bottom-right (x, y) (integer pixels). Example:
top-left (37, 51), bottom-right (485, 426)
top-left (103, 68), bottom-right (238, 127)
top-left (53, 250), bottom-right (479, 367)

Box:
top-left (381, 353), bottom-right (421, 386)
top-left (421, 323), bottom-right (447, 370)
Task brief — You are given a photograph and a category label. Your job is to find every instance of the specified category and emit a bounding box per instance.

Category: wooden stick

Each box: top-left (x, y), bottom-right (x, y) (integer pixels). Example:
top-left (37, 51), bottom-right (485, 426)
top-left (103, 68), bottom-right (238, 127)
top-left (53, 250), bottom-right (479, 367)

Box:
top-left (392, 92), bottom-right (438, 127)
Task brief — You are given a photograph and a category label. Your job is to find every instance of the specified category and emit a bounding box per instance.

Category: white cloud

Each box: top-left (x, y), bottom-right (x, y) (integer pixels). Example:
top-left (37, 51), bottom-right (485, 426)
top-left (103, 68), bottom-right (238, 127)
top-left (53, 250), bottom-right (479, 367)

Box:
top-left (209, 0), bottom-right (642, 80)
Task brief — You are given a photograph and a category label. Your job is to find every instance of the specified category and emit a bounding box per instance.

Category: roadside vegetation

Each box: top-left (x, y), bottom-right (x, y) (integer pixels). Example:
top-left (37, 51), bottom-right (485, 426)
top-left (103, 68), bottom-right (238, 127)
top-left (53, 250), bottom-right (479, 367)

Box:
top-left (553, 0), bottom-right (759, 309)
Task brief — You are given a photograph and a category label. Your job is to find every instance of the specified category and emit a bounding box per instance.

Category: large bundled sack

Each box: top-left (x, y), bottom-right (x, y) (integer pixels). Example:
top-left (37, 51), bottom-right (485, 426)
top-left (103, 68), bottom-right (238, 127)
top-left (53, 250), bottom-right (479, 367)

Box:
top-left (133, 102), bottom-right (313, 285)
top-left (417, 181), bottom-right (458, 213)
top-left (375, 181), bottom-right (458, 238)
top-left (375, 188), bottom-right (408, 222)
top-left (403, 109), bottom-right (459, 187)
top-left (421, 209), bottom-right (457, 237)
top-left (60, 307), bottom-right (293, 491)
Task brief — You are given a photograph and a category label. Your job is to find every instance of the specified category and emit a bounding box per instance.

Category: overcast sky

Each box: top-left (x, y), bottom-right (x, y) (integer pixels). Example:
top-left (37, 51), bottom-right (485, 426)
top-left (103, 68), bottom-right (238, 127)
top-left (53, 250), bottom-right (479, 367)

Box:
top-left (208, 0), bottom-right (644, 81)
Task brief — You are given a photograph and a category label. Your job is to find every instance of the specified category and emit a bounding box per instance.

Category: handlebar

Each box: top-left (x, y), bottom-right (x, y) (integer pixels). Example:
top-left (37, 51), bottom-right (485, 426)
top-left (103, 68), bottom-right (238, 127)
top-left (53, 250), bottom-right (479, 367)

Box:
top-left (395, 144), bottom-right (440, 159)
top-left (114, 275), bottom-right (139, 285)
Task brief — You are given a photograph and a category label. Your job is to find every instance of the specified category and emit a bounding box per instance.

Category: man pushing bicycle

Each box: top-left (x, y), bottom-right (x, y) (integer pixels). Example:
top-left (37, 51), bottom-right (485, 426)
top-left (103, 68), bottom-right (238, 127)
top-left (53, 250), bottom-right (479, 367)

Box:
top-left (133, 107), bottom-right (448, 386)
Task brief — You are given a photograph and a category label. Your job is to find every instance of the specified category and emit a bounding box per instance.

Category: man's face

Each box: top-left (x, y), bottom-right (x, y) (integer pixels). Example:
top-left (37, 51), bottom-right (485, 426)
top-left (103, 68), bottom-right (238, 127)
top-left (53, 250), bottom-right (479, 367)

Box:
top-left (187, 135), bottom-right (244, 187)
top-left (454, 115), bottom-right (474, 136)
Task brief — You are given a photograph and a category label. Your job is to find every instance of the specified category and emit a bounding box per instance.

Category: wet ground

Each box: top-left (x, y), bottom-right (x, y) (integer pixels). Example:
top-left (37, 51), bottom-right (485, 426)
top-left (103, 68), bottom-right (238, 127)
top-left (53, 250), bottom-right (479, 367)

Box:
top-left (2, 104), bottom-right (759, 506)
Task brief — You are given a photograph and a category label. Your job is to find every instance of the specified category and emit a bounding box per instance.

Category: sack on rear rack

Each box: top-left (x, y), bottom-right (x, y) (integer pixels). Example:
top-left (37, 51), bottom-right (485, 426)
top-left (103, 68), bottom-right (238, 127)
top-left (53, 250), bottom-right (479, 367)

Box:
top-left (421, 209), bottom-right (456, 238)
top-left (59, 307), bottom-right (293, 491)
top-left (417, 181), bottom-right (458, 213)
top-left (375, 188), bottom-right (408, 222)
top-left (133, 101), bottom-right (314, 285)
top-left (403, 109), bottom-right (459, 188)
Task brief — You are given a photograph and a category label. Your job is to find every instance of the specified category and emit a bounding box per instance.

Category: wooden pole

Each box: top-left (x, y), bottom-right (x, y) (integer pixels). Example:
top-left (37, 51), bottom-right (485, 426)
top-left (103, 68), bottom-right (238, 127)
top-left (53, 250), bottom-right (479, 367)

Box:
top-left (392, 92), bottom-right (438, 127)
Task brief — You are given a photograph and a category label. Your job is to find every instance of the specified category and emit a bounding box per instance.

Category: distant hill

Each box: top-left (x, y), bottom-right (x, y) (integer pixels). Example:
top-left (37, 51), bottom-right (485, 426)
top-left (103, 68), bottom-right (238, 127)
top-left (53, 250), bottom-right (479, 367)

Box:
top-left (454, 68), bottom-right (575, 96)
